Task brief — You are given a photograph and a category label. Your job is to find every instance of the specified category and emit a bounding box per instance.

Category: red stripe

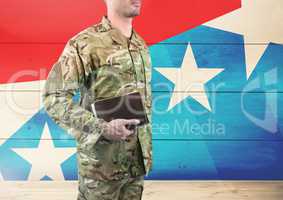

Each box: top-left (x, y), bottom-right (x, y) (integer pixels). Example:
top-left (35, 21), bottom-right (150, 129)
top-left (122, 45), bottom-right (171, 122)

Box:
top-left (0, 0), bottom-right (240, 84)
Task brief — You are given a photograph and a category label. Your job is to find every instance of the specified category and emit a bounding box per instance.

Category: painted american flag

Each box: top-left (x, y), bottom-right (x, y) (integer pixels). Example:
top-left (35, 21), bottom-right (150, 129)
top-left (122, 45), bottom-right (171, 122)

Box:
top-left (0, 0), bottom-right (282, 181)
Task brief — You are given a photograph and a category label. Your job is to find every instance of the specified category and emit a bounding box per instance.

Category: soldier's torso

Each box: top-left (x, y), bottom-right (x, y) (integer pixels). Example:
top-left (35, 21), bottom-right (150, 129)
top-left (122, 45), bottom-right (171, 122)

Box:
top-left (71, 17), bottom-right (152, 180)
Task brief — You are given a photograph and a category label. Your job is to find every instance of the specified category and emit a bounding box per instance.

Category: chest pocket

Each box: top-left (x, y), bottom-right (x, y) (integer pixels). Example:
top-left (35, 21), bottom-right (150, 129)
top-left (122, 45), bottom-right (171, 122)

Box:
top-left (97, 49), bottom-right (134, 78)
top-left (108, 49), bottom-right (133, 72)
top-left (94, 48), bottom-right (137, 98)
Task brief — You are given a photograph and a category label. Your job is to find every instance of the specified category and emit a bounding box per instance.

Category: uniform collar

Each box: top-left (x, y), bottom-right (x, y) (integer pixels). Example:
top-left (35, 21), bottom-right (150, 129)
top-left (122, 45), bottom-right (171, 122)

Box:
top-left (100, 15), bottom-right (145, 49)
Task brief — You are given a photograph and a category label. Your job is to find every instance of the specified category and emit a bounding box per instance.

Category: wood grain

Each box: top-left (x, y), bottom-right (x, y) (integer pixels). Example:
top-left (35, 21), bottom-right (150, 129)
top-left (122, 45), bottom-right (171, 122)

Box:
top-left (0, 181), bottom-right (282, 200)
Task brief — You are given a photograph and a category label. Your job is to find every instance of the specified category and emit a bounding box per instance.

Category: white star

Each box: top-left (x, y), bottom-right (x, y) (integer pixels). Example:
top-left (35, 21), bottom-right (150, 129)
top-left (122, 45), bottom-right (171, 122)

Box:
top-left (11, 123), bottom-right (76, 181)
top-left (205, 0), bottom-right (283, 79)
top-left (155, 43), bottom-right (224, 111)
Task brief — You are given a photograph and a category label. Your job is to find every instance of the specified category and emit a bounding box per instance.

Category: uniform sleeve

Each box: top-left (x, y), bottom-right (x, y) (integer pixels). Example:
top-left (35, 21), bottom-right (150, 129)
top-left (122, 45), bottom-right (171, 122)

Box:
top-left (42, 39), bottom-right (108, 143)
top-left (146, 49), bottom-right (152, 124)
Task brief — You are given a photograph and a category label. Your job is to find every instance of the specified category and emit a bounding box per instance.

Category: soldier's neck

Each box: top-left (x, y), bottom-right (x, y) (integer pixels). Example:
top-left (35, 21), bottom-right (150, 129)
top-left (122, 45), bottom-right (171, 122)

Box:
top-left (107, 12), bottom-right (133, 38)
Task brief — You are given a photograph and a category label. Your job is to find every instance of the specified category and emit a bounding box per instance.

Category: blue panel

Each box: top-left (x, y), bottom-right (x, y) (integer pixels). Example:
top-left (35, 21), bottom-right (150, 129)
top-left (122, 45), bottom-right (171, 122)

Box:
top-left (146, 140), bottom-right (283, 180)
top-left (152, 92), bottom-right (283, 140)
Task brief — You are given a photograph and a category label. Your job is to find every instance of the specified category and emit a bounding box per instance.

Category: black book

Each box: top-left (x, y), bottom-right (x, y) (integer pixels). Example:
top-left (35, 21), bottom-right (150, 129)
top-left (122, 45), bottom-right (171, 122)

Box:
top-left (91, 91), bottom-right (149, 130)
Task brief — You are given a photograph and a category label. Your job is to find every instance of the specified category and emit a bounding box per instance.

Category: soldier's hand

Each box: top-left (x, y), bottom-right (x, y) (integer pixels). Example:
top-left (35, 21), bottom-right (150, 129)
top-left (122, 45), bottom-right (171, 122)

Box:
top-left (102, 119), bottom-right (140, 141)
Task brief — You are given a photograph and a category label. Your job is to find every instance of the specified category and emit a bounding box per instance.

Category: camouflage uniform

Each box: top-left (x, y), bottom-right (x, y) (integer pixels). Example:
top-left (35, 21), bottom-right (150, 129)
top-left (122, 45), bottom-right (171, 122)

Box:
top-left (42, 15), bottom-right (152, 199)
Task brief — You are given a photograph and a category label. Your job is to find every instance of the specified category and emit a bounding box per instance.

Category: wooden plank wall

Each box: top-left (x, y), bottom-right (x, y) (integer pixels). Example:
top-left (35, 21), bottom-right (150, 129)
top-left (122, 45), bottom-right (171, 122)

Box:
top-left (1, 0), bottom-right (283, 181)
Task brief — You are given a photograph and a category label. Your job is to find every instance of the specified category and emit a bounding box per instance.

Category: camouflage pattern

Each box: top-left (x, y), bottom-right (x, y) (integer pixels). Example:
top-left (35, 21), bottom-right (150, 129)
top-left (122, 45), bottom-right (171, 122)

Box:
top-left (42, 15), bottom-right (152, 182)
top-left (77, 174), bottom-right (144, 200)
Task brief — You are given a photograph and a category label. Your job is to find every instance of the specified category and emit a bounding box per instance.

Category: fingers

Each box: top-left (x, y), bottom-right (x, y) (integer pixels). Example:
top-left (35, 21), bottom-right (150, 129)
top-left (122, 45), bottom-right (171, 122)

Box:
top-left (111, 124), bottom-right (134, 141)
top-left (104, 118), bottom-right (138, 141)
top-left (116, 126), bottom-right (133, 141)
top-left (121, 135), bottom-right (127, 140)
top-left (121, 125), bottom-right (134, 136)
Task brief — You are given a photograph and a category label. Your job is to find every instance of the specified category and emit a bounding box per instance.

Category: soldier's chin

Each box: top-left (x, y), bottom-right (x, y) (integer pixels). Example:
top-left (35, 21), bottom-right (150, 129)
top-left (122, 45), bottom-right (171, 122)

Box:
top-left (125, 9), bottom-right (140, 17)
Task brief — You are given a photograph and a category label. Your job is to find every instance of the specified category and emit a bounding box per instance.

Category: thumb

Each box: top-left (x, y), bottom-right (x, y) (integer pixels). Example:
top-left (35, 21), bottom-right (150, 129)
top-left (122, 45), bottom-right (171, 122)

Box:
top-left (124, 119), bottom-right (140, 125)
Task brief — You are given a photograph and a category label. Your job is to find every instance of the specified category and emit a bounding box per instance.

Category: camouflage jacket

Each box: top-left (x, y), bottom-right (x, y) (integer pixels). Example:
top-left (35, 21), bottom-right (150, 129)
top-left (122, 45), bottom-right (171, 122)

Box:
top-left (42, 15), bottom-right (152, 180)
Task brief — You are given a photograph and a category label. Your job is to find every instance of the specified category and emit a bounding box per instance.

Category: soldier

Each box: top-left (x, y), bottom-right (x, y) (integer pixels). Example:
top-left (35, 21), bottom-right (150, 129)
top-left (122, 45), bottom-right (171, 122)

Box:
top-left (42, 0), bottom-right (152, 199)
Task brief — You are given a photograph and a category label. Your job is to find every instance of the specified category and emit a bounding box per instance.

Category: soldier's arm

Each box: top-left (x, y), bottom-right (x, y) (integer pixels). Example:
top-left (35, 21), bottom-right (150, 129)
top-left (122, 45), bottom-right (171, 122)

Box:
top-left (42, 39), bottom-right (108, 143)
top-left (147, 51), bottom-right (153, 124)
